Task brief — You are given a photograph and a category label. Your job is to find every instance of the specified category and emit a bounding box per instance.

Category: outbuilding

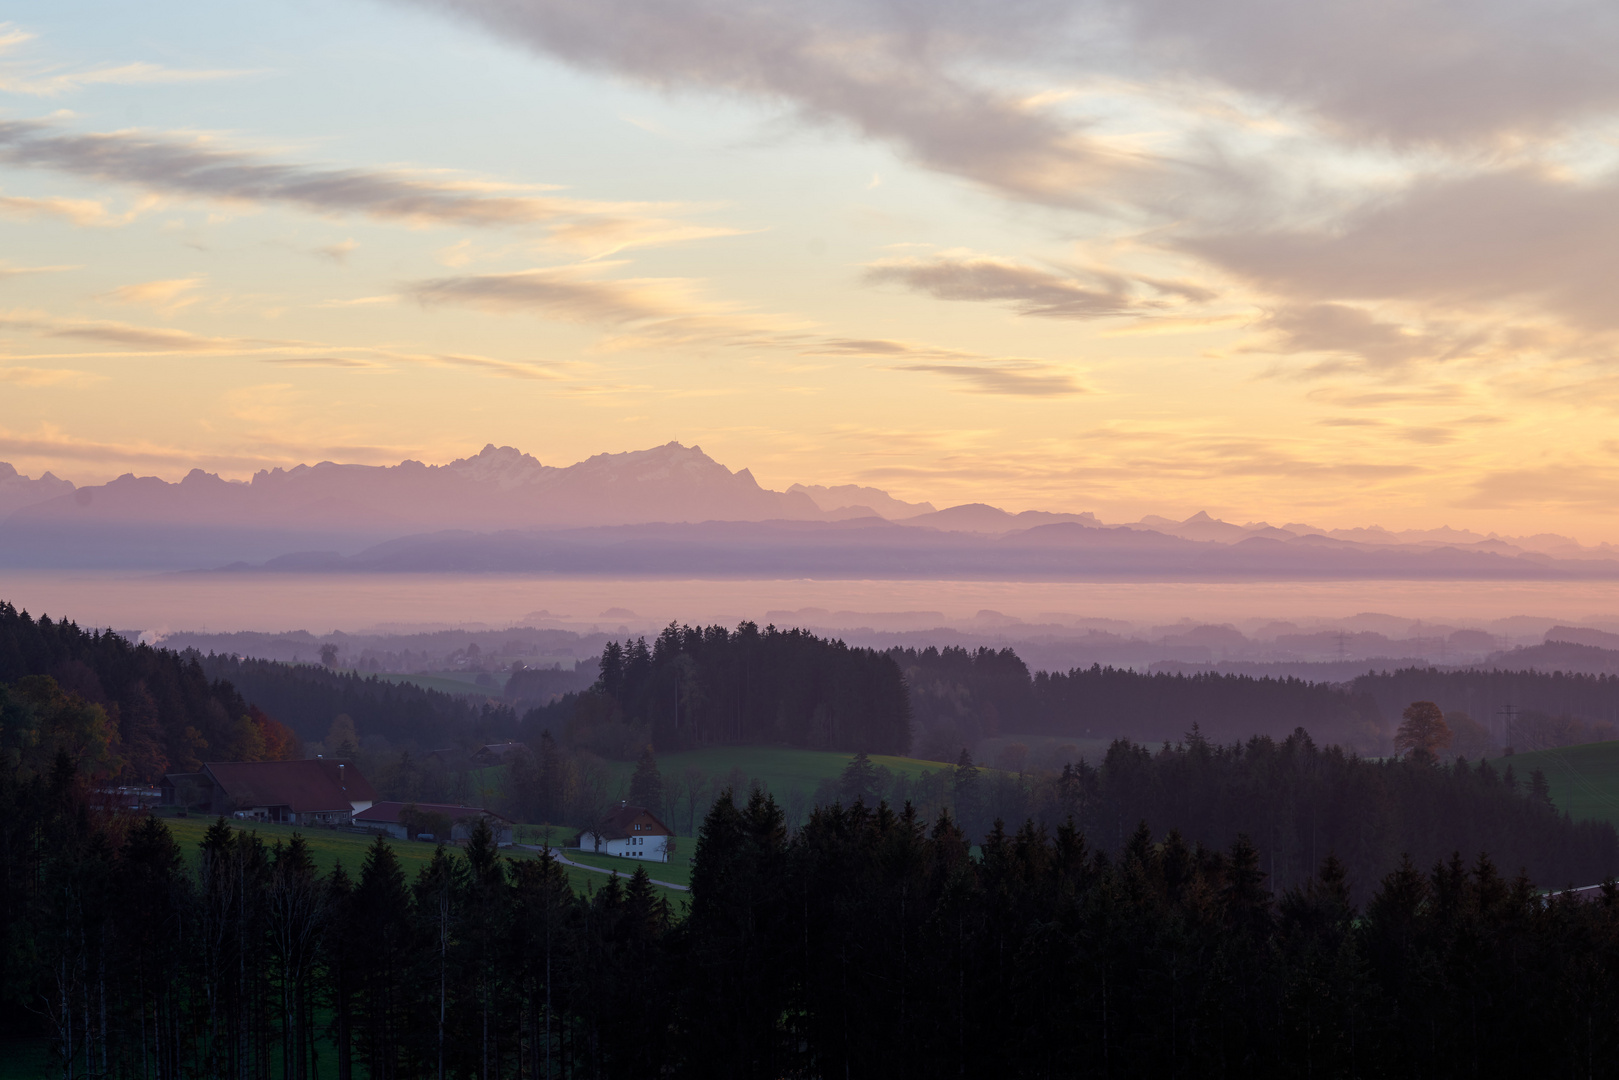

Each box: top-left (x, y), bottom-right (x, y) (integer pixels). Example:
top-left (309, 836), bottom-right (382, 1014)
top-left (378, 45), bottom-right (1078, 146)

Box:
top-left (354, 801), bottom-right (514, 845)
top-left (576, 802), bottom-right (675, 861)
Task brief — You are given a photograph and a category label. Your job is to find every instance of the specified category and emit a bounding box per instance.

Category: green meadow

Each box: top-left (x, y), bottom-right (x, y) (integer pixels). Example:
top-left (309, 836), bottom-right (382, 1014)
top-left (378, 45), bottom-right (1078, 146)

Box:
top-left (1483, 741), bottom-right (1619, 830)
top-left (155, 814), bottom-right (685, 905)
top-left (363, 669), bottom-right (506, 695)
top-left (563, 845), bottom-right (695, 888)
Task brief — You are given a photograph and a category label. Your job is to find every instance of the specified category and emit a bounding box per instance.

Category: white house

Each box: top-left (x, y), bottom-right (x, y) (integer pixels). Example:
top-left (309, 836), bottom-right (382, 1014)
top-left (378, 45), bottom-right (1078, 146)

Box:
top-left (576, 802), bottom-right (674, 862)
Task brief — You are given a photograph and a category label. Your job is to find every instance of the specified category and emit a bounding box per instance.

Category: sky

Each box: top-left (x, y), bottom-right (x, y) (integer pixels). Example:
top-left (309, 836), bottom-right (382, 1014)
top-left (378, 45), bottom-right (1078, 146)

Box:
top-left (4, 0), bottom-right (1619, 538)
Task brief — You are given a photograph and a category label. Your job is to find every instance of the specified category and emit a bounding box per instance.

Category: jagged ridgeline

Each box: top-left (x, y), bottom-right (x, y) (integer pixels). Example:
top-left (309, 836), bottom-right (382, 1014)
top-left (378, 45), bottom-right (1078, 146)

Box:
top-left (587, 622), bottom-right (912, 754)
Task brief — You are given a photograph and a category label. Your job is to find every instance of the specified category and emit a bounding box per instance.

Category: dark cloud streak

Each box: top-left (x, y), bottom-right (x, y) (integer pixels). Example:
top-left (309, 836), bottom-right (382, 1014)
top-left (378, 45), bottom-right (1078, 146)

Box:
top-left (866, 257), bottom-right (1147, 319)
top-left (0, 120), bottom-right (585, 227)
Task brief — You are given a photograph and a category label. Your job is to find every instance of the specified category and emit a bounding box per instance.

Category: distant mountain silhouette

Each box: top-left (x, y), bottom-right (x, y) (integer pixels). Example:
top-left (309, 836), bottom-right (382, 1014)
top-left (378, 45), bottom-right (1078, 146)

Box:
top-left (8, 442), bottom-right (819, 530)
top-left (4, 443), bottom-right (1619, 577)
top-left (787, 482), bottom-right (935, 519)
top-left (0, 462), bottom-right (73, 517)
top-left (0, 442), bottom-right (821, 567)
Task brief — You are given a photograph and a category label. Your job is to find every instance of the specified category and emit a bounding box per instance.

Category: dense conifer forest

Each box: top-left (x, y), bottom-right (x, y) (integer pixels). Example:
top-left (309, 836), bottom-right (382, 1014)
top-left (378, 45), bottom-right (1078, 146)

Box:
top-left (5, 765), bottom-right (1619, 1079)
top-left (896, 645), bottom-right (1619, 754)
top-left (587, 622), bottom-right (912, 754)
top-left (8, 601), bottom-right (1619, 1075)
top-left (897, 645), bottom-right (1384, 751)
top-left (199, 654), bottom-right (517, 751)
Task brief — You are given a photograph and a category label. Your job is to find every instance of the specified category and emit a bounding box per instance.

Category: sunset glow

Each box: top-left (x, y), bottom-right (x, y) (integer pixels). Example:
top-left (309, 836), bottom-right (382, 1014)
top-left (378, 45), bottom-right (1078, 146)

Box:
top-left (5, 1), bottom-right (1617, 538)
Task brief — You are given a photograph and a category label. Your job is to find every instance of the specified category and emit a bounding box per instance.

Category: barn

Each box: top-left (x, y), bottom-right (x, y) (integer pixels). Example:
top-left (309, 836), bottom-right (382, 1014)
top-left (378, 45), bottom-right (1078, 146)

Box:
top-left (160, 759), bottom-right (376, 825)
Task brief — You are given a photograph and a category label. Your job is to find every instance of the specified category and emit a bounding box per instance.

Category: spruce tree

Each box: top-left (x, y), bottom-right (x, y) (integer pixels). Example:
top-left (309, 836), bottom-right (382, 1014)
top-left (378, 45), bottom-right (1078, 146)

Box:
top-left (353, 835), bottom-right (410, 1080)
top-left (838, 750), bottom-right (879, 805)
top-left (629, 745), bottom-right (663, 815)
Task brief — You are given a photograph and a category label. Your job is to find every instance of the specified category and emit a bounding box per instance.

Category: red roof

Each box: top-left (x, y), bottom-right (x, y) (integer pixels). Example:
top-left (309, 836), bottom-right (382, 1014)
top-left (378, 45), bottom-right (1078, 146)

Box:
top-left (585, 804), bottom-right (673, 841)
top-left (203, 759), bottom-right (377, 814)
top-left (355, 801), bottom-right (510, 825)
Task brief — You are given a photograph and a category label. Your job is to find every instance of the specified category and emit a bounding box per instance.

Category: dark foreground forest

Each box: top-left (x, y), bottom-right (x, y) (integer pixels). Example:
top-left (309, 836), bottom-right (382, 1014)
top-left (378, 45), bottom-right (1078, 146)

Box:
top-left (8, 757), bottom-right (1619, 1079)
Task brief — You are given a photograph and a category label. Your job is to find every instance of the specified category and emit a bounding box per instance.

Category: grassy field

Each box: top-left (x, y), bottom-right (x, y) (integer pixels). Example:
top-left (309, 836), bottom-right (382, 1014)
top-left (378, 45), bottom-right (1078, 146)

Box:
top-left (564, 845), bottom-right (695, 887)
top-left (1483, 741), bottom-right (1619, 830)
top-left (154, 814), bottom-right (685, 905)
top-left (363, 669), bottom-right (506, 695)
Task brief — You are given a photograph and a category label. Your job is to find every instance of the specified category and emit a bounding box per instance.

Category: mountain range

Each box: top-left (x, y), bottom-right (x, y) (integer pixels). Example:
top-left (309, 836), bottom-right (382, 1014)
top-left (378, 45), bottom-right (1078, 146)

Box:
top-left (3, 442), bottom-right (1617, 578)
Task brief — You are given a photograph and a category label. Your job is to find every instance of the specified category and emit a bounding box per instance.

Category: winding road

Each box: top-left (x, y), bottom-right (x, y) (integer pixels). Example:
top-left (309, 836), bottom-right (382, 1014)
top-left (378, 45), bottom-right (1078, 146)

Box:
top-left (516, 844), bottom-right (691, 892)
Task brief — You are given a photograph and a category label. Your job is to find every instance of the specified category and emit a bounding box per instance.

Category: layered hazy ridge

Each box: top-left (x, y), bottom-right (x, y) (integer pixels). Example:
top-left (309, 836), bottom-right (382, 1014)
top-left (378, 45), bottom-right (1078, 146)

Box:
top-left (2, 442), bottom-right (1615, 580)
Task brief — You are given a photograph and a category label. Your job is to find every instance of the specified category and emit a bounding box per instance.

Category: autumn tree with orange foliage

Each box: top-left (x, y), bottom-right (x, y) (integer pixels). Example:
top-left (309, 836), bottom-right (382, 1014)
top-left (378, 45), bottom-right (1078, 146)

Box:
top-left (1394, 700), bottom-right (1452, 764)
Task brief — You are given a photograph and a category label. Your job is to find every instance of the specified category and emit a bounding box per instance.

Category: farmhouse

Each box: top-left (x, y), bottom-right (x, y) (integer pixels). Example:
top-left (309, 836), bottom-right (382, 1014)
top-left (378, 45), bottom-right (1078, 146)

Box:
top-left (160, 759), bottom-right (376, 825)
top-left (576, 802), bottom-right (675, 861)
top-left (354, 801), bottom-right (514, 845)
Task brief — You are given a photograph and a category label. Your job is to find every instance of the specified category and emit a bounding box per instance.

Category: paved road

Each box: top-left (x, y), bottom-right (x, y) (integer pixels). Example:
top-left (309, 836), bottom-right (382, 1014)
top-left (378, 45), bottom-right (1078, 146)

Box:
top-left (515, 844), bottom-right (690, 892)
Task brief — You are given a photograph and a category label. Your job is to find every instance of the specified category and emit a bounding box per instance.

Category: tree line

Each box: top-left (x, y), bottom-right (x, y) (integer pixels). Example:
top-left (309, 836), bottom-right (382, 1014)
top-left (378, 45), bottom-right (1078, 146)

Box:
top-left (0, 751), bottom-right (642, 1080)
top-left (8, 756), bottom-right (1619, 1078)
top-left (895, 645), bottom-right (1619, 758)
top-left (896, 645), bottom-right (1388, 755)
top-left (198, 654), bottom-right (518, 753)
top-left (581, 622), bottom-right (911, 755)
top-left (1351, 667), bottom-right (1619, 749)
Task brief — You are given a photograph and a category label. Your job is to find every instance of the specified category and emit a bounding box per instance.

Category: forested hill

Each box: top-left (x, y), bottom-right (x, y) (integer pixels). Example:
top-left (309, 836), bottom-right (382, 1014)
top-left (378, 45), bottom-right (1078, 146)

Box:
top-left (590, 622), bottom-right (911, 754)
top-left (196, 654), bottom-right (517, 750)
top-left (0, 601), bottom-right (297, 781)
top-left (896, 645), bottom-right (1619, 756)
top-left (1351, 667), bottom-right (1619, 748)
top-left (896, 645), bottom-right (1385, 753)
top-left (0, 601), bottom-right (523, 784)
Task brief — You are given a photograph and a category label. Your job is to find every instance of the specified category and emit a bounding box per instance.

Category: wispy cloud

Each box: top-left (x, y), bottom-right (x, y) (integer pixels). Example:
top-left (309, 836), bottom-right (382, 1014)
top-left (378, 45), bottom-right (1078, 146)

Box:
top-left (894, 360), bottom-right (1088, 396)
top-left (407, 265), bottom-right (701, 324)
top-left (263, 356), bottom-right (381, 369)
top-left (0, 61), bottom-right (256, 97)
top-left (0, 260), bottom-right (76, 279)
top-left (0, 364), bottom-right (102, 387)
top-left (0, 310), bottom-right (566, 381)
top-left (0, 190), bottom-right (118, 226)
top-left (397, 0), bottom-right (1156, 208)
top-left (316, 239), bottom-right (358, 263)
top-left (0, 120), bottom-right (734, 249)
top-left (101, 277), bottom-right (205, 314)
top-left (1109, 0), bottom-right (1619, 148)
top-left (0, 311), bottom-right (255, 353)
top-left (1185, 168), bottom-right (1619, 333)
top-left (406, 264), bottom-right (1090, 395)
top-left (1459, 464), bottom-right (1619, 509)
top-left (1240, 303), bottom-right (1481, 373)
top-left (866, 255), bottom-right (1155, 319)
top-left (0, 23), bottom-right (257, 97)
